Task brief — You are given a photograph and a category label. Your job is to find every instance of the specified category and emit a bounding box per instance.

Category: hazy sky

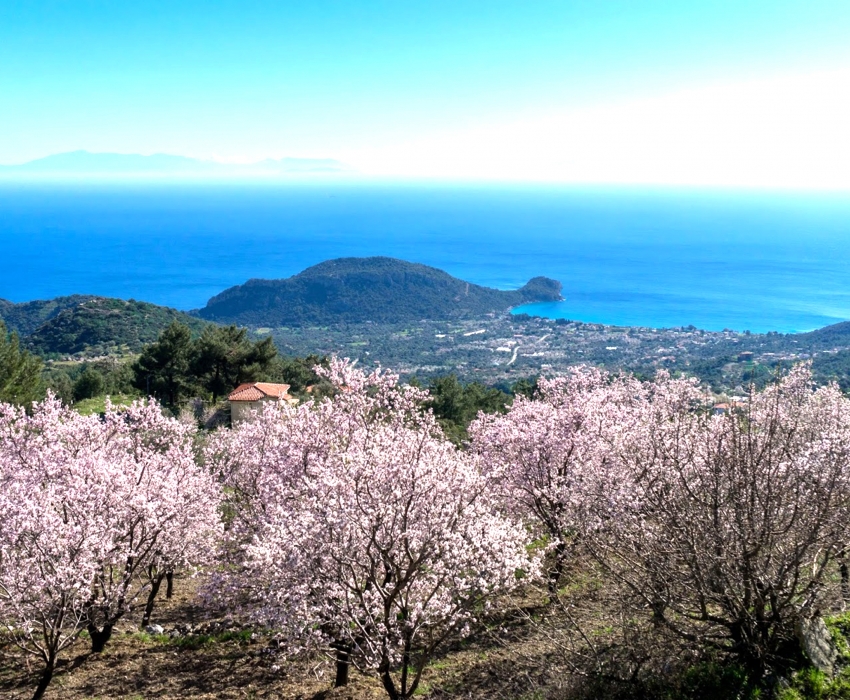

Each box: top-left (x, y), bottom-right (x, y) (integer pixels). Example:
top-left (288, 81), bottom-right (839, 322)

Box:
top-left (3, 0), bottom-right (850, 186)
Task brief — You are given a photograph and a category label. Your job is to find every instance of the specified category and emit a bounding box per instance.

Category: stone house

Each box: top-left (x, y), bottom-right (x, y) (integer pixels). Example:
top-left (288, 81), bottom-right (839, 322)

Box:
top-left (228, 382), bottom-right (297, 424)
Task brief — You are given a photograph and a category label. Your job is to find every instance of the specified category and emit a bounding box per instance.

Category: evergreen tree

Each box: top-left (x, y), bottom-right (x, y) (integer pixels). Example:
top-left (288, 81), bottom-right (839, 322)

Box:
top-left (131, 321), bottom-right (193, 407)
top-left (190, 325), bottom-right (277, 401)
top-left (72, 366), bottom-right (105, 402)
top-left (426, 374), bottom-right (510, 443)
top-left (510, 376), bottom-right (539, 399)
top-left (44, 370), bottom-right (74, 406)
top-left (0, 320), bottom-right (43, 406)
top-left (268, 353), bottom-right (333, 397)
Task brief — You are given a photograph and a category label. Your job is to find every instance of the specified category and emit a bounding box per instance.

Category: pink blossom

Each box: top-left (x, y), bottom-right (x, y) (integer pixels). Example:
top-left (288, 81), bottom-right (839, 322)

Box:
top-left (210, 358), bottom-right (537, 699)
top-left (0, 395), bottom-right (221, 699)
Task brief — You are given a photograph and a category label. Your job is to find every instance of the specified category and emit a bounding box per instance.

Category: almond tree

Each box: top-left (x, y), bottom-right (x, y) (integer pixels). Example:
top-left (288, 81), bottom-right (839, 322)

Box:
top-left (0, 399), bottom-right (109, 699)
top-left (470, 366), bottom-right (640, 589)
top-left (81, 399), bottom-right (222, 649)
top-left (471, 363), bottom-right (850, 683)
top-left (0, 396), bottom-right (221, 699)
top-left (603, 365), bottom-right (850, 682)
top-left (210, 358), bottom-right (537, 699)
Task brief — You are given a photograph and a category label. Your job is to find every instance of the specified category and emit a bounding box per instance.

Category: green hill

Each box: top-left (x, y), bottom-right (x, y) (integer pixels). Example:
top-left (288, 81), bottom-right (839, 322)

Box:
top-left (1, 297), bottom-right (207, 357)
top-left (196, 257), bottom-right (562, 327)
top-left (0, 295), bottom-right (99, 336)
top-left (796, 321), bottom-right (850, 348)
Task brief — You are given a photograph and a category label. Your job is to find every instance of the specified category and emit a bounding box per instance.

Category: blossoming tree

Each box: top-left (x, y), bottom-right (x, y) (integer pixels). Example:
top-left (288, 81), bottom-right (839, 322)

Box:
top-left (605, 365), bottom-right (850, 681)
top-left (470, 366), bottom-right (640, 589)
top-left (474, 362), bottom-right (850, 681)
top-left (0, 396), bottom-right (221, 700)
top-left (83, 399), bottom-right (222, 648)
top-left (209, 359), bottom-right (536, 699)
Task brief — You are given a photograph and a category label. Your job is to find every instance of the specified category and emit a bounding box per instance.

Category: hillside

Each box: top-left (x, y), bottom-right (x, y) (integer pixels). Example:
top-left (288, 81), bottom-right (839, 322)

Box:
top-left (196, 257), bottom-right (562, 326)
top-left (796, 320), bottom-right (850, 348)
top-left (0, 295), bottom-right (99, 336)
top-left (1, 297), bottom-right (207, 356)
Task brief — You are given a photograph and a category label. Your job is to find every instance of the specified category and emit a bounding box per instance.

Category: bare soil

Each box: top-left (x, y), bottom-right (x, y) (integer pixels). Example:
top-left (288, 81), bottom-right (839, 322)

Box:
top-left (0, 575), bottom-right (570, 700)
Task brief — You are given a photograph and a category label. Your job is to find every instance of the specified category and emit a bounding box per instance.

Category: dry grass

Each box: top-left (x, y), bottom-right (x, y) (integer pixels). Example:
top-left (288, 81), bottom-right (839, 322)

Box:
top-left (0, 574), bottom-right (587, 700)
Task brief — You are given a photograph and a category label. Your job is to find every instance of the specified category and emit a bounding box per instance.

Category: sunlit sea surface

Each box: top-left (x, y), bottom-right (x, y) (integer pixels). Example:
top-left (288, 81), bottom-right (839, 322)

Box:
top-left (2, 182), bottom-right (850, 333)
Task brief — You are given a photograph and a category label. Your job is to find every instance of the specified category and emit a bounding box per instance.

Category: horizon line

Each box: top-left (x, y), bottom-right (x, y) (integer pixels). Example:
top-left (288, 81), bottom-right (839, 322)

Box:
top-left (2, 174), bottom-right (850, 195)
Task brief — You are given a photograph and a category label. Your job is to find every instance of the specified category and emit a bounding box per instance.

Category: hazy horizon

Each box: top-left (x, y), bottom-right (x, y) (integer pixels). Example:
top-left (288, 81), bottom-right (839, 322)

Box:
top-left (3, 1), bottom-right (850, 188)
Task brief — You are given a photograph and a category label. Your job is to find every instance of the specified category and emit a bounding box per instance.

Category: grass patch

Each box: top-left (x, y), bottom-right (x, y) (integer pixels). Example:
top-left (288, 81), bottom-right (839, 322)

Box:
top-left (133, 631), bottom-right (171, 645)
top-left (122, 628), bottom-right (254, 649)
top-left (169, 629), bottom-right (254, 650)
top-left (74, 393), bottom-right (137, 416)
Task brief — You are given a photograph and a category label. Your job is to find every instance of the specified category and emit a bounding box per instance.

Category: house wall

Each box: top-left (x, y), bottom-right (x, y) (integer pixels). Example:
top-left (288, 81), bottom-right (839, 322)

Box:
top-left (231, 398), bottom-right (271, 425)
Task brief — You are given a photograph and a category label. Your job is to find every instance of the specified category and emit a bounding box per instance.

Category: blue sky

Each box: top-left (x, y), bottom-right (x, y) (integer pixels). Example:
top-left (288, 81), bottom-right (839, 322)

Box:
top-left (3, 0), bottom-right (850, 186)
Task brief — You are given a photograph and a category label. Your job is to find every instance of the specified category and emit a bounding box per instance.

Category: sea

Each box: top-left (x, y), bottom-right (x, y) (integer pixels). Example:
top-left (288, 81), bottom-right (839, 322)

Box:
top-left (2, 181), bottom-right (850, 334)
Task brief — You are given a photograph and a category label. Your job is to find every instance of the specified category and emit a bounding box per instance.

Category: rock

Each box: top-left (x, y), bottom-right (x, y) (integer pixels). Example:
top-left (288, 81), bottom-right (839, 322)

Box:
top-left (145, 624), bottom-right (165, 635)
top-left (796, 616), bottom-right (837, 676)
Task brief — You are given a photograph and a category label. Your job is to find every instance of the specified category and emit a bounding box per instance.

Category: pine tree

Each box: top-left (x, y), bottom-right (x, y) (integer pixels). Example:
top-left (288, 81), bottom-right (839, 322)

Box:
top-left (131, 321), bottom-right (193, 407)
top-left (190, 325), bottom-right (277, 401)
top-left (0, 320), bottom-right (43, 406)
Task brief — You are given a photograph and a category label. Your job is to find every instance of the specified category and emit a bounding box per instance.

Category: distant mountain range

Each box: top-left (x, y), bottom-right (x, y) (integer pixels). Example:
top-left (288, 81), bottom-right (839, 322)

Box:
top-left (0, 151), bottom-right (355, 179)
top-left (196, 257), bottom-right (564, 327)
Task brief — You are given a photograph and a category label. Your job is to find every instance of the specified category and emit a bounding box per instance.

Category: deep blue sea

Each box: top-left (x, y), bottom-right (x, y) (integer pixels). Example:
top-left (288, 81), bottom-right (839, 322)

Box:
top-left (2, 182), bottom-right (850, 334)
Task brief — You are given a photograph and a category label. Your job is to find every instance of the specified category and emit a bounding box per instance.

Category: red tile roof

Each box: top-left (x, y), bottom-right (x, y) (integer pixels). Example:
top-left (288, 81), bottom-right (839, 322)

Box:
top-left (228, 382), bottom-right (292, 402)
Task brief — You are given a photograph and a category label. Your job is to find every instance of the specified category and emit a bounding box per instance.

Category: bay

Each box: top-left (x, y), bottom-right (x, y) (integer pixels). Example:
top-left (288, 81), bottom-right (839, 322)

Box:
top-left (1, 181), bottom-right (850, 333)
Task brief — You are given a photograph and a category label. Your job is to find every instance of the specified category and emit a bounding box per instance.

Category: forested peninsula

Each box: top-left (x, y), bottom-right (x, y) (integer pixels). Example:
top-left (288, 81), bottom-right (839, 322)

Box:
top-left (196, 256), bottom-right (563, 326)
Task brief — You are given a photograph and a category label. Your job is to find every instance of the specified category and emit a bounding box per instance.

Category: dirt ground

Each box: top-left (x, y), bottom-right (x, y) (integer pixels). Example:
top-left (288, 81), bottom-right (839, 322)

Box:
top-left (0, 575), bottom-right (566, 700)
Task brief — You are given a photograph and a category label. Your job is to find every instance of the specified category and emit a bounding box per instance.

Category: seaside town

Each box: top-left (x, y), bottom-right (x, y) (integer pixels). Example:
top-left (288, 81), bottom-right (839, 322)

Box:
top-left (268, 311), bottom-right (848, 395)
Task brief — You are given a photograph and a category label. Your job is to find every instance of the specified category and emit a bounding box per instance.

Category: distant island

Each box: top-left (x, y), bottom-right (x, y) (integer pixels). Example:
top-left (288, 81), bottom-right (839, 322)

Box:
top-left (195, 257), bottom-right (564, 326)
top-left (0, 150), bottom-right (355, 179)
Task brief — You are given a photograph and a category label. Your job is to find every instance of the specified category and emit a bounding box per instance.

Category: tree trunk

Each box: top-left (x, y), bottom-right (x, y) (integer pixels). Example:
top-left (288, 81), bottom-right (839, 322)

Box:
top-left (380, 670), bottom-right (400, 700)
top-left (731, 623), bottom-right (768, 688)
top-left (165, 570), bottom-right (174, 599)
top-left (88, 623), bottom-right (114, 653)
top-left (142, 572), bottom-right (166, 627)
top-left (547, 541), bottom-right (567, 595)
top-left (400, 636), bottom-right (412, 697)
top-left (334, 642), bottom-right (352, 687)
top-left (31, 657), bottom-right (55, 700)
top-left (377, 651), bottom-right (402, 700)
top-left (841, 559), bottom-right (850, 608)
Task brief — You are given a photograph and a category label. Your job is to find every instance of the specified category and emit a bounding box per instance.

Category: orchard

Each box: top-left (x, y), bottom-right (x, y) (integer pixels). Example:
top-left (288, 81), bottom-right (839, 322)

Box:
top-left (3, 360), bottom-right (850, 699)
